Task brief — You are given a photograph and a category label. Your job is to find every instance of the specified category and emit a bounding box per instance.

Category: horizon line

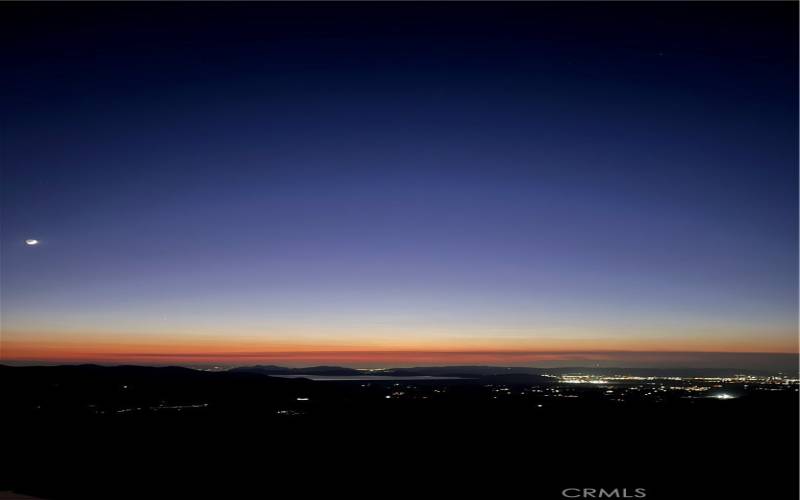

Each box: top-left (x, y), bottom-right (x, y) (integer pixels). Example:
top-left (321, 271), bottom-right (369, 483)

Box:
top-left (2, 348), bottom-right (796, 371)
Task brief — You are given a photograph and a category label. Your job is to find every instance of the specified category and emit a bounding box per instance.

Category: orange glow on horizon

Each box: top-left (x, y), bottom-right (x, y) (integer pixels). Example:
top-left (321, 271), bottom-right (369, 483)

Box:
top-left (2, 335), bottom-right (797, 367)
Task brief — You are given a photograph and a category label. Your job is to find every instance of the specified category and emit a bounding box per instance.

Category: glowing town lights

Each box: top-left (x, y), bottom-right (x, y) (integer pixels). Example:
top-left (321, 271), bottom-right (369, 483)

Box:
top-left (713, 393), bottom-right (735, 400)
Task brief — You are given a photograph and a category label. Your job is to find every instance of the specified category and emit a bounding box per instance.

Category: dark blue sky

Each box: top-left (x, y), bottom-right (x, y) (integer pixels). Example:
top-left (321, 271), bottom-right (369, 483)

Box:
top-left (1, 3), bottom-right (797, 366)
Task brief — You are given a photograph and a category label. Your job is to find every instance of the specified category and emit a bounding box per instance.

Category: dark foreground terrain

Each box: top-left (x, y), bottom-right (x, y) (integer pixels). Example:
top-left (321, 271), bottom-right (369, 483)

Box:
top-left (2, 365), bottom-right (797, 499)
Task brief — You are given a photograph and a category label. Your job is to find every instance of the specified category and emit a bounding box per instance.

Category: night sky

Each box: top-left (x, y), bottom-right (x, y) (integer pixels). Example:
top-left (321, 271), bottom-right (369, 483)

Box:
top-left (1, 3), bottom-right (797, 368)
